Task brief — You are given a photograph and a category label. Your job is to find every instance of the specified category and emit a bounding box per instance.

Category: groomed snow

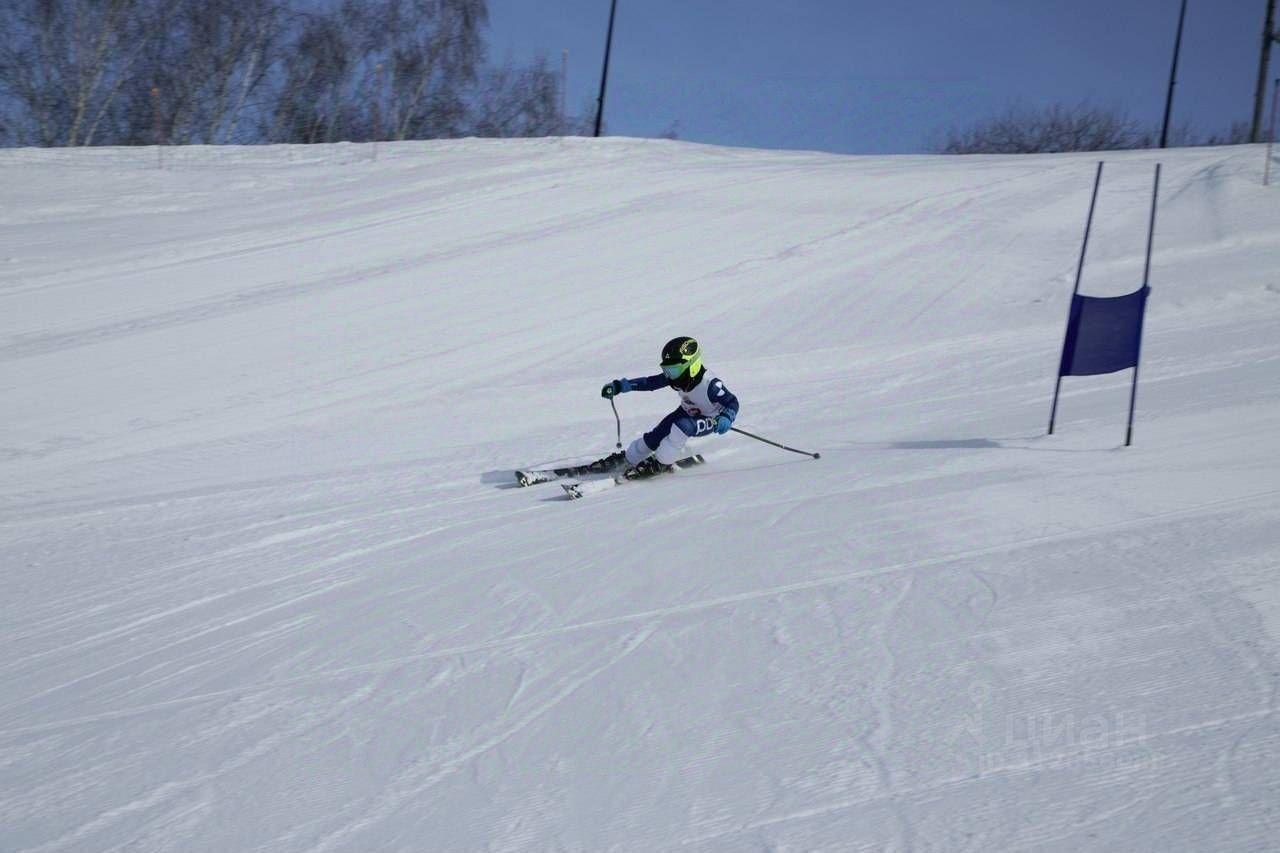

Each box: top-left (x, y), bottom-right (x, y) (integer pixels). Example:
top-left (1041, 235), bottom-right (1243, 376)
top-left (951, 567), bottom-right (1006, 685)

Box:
top-left (2, 138), bottom-right (1278, 851)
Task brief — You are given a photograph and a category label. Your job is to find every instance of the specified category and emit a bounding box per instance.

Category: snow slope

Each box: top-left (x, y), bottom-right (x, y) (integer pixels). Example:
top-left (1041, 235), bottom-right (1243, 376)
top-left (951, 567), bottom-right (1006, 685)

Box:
top-left (2, 138), bottom-right (1278, 851)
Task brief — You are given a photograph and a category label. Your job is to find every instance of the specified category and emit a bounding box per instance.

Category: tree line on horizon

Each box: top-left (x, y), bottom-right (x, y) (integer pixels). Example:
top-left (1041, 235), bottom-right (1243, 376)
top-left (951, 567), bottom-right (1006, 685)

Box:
top-left (0, 0), bottom-right (592, 148)
top-left (0, 0), bottom-right (1257, 153)
top-left (934, 102), bottom-right (1252, 155)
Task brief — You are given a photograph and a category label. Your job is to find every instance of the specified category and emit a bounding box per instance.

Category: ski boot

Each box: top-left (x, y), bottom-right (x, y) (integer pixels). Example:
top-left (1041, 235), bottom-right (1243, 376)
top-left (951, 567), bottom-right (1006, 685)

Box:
top-left (622, 456), bottom-right (674, 481)
top-left (585, 450), bottom-right (627, 474)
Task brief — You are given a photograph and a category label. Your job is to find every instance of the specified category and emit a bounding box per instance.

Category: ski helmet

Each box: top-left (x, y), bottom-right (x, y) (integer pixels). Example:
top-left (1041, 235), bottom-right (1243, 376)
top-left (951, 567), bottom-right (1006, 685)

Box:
top-left (660, 336), bottom-right (702, 381)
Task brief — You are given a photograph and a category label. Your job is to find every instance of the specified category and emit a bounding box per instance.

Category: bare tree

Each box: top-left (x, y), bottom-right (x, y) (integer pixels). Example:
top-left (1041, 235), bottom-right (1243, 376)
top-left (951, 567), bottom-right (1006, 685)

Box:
top-left (0, 0), bottom-right (599, 148)
top-left (368, 0), bottom-right (488, 141)
top-left (114, 0), bottom-right (282, 146)
top-left (0, 0), bottom-right (160, 146)
top-left (937, 103), bottom-right (1141, 154)
top-left (264, 10), bottom-right (356, 144)
top-left (937, 102), bottom-right (1255, 154)
top-left (178, 0), bottom-right (281, 144)
top-left (262, 0), bottom-right (489, 145)
top-left (1203, 121), bottom-right (1253, 146)
top-left (471, 57), bottom-right (562, 137)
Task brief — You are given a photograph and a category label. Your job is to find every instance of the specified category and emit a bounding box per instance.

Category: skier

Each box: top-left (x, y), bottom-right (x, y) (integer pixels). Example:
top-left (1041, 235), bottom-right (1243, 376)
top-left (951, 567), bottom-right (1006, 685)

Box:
top-left (598, 336), bottom-right (739, 478)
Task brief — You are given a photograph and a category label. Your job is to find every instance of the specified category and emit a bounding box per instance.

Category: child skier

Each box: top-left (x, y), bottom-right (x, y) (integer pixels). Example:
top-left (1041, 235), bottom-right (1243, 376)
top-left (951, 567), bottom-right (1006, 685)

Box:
top-left (599, 336), bottom-right (739, 477)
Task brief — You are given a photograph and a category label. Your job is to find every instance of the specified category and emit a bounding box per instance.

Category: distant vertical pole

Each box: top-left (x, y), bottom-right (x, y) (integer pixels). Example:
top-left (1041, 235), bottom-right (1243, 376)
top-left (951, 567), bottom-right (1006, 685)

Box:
top-left (561, 49), bottom-right (569, 130)
top-left (1160, 0), bottom-right (1188, 149)
top-left (594, 0), bottom-right (619, 137)
top-left (1266, 77), bottom-right (1279, 186)
top-left (1250, 0), bottom-right (1276, 142)
top-left (373, 63), bottom-right (383, 162)
top-left (1126, 163), bottom-right (1161, 447)
top-left (1049, 161), bottom-right (1104, 435)
top-left (151, 86), bottom-right (163, 169)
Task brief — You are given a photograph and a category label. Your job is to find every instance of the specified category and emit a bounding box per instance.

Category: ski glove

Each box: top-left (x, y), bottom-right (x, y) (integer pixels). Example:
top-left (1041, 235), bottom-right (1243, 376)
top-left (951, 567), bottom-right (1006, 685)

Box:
top-left (714, 411), bottom-right (736, 435)
top-left (601, 378), bottom-right (635, 398)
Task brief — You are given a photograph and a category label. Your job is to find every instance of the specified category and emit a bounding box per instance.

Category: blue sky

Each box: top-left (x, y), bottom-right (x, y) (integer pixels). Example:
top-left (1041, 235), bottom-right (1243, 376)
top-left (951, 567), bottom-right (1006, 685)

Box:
top-left (485, 0), bottom-right (1271, 153)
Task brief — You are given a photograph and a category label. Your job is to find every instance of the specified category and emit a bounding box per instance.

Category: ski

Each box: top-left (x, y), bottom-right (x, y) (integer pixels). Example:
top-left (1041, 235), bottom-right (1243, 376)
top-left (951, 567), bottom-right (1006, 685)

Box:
top-left (561, 478), bottom-right (619, 500)
top-left (514, 453), bottom-right (625, 487)
top-left (514, 468), bottom-right (563, 487)
top-left (562, 454), bottom-right (705, 500)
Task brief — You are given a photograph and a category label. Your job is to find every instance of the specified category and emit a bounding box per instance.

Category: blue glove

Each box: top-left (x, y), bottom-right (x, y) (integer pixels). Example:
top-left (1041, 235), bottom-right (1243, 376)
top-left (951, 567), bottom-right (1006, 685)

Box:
top-left (714, 411), bottom-right (736, 434)
top-left (601, 378), bottom-right (634, 399)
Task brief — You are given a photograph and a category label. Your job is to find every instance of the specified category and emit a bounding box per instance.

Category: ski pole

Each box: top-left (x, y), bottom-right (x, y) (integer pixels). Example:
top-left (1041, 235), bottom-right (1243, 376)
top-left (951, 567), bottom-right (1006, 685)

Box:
top-left (730, 426), bottom-right (821, 459)
top-left (609, 397), bottom-right (622, 449)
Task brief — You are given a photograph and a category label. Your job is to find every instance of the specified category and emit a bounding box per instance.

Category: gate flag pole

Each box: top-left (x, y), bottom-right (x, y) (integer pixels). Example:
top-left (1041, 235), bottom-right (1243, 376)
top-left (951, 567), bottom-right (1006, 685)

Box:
top-left (1049, 161), bottom-right (1105, 435)
top-left (1126, 163), bottom-right (1161, 446)
top-left (1047, 162), bottom-right (1157, 446)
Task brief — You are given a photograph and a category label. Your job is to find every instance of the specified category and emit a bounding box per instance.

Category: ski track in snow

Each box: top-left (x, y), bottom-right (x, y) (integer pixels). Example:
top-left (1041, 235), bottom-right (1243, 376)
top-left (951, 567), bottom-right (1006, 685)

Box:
top-left (4, 485), bottom-right (1273, 741)
top-left (2, 138), bottom-right (1279, 851)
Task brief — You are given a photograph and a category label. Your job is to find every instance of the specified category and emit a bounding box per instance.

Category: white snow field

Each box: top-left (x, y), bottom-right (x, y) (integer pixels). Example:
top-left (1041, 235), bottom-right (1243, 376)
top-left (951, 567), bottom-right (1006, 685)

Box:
top-left (2, 137), bottom-right (1279, 852)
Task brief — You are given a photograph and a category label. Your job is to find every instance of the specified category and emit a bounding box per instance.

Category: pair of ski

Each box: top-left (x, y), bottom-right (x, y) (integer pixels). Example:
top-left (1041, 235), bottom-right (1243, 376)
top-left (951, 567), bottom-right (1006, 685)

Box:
top-left (515, 454), bottom-right (705, 500)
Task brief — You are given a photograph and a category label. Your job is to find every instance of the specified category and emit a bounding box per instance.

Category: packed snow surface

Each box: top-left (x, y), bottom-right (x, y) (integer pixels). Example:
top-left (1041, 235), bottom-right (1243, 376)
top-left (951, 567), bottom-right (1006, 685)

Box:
top-left (2, 138), bottom-right (1279, 851)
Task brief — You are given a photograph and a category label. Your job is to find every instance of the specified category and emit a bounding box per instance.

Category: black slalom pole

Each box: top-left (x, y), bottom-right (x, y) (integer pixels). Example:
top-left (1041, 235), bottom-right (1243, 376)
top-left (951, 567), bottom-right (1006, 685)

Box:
top-left (594, 0), bottom-right (619, 138)
top-left (1160, 0), bottom-right (1188, 149)
top-left (1127, 163), bottom-right (1161, 447)
top-left (1049, 161), bottom-right (1104, 435)
top-left (730, 426), bottom-right (821, 460)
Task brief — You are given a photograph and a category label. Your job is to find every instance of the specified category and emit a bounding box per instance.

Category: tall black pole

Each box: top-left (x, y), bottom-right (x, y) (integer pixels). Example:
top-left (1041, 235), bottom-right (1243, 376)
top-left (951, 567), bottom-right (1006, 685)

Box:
top-left (1160, 0), bottom-right (1188, 149)
top-left (1049, 161), bottom-right (1105, 436)
top-left (594, 0), bottom-right (619, 138)
top-left (1251, 0), bottom-right (1277, 142)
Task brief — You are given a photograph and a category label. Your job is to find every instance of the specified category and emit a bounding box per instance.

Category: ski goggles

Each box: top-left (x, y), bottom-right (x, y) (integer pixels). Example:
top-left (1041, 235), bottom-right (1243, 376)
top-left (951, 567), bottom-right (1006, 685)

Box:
top-left (661, 362), bottom-right (689, 379)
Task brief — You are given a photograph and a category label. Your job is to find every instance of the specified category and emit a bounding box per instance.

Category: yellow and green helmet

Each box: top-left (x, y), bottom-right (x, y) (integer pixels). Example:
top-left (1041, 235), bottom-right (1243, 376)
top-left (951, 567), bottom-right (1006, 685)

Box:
top-left (660, 336), bottom-right (702, 381)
